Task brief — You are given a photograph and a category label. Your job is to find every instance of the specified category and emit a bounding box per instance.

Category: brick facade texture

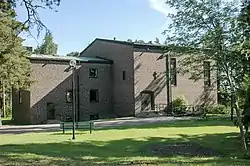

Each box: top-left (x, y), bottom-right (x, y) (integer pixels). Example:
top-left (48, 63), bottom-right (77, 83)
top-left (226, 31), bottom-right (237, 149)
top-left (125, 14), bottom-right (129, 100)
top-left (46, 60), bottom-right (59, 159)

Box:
top-left (12, 60), bottom-right (113, 124)
top-left (12, 39), bottom-right (217, 124)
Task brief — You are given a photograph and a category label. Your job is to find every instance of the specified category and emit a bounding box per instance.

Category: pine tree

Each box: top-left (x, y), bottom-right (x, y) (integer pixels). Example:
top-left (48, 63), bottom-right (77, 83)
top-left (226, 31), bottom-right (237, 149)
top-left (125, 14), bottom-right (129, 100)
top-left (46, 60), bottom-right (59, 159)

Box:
top-left (34, 32), bottom-right (58, 55)
top-left (0, 1), bottom-right (32, 90)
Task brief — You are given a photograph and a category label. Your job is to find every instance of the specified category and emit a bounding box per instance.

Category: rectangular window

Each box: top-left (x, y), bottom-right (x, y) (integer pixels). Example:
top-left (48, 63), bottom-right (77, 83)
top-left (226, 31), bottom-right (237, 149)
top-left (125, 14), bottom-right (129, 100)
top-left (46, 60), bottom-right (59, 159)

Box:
top-left (170, 58), bottom-right (177, 86)
top-left (90, 89), bottom-right (99, 102)
top-left (89, 68), bottom-right (98, 78)
top-left (66, 89), bottom-right (73, 103)
top-left (19, 91), bottom-right (22, 104)
top-left (122, 71), bottom-right (126, 80)
top-left (204, 61), bottom-right (211, 87)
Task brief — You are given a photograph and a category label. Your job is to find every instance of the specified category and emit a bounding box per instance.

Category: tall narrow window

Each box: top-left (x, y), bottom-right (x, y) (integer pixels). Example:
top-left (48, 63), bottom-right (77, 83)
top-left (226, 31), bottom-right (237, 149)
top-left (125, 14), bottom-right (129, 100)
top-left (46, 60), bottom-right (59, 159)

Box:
top-left (90, 89), bottom-right (99, 102)
top-left (66, 89), bottom-right (73, 103)
top-left (122, 71), bottom-right (126, 80)
top-left (89, 68), bottom-right (98, 78)
top-left (204, 61), bottom-right (211, 87)
top-left (170, 58), bottom-right (177, 86)
top-left (19, 91), bottom-right (22, 104)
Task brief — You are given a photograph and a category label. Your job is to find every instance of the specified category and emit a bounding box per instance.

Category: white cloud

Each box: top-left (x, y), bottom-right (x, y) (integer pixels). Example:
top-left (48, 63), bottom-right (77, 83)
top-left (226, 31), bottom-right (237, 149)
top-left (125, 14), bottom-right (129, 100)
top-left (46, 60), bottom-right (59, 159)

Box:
top-left (148, 0), bottom-right (176, 30)
top-left (148, 0), bottom-right (175, 16)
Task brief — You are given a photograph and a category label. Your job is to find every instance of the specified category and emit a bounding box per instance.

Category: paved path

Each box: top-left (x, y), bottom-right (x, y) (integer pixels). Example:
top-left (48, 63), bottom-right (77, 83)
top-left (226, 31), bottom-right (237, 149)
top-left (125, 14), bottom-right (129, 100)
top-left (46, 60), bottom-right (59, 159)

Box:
top-left (0, 116), bottom-right (198, 134)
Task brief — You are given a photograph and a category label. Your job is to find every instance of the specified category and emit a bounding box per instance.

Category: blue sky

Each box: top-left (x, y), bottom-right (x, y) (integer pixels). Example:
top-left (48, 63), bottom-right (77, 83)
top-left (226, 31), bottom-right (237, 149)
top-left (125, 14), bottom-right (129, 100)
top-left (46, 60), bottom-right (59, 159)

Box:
top-left (16, 0), bottom-right (173, 55)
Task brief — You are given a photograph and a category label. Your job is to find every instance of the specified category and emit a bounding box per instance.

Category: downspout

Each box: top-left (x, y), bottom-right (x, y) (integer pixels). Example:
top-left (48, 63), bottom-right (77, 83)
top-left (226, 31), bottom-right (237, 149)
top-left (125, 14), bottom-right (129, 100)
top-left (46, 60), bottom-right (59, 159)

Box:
top-left (166, 52), bottom-right (172, 114)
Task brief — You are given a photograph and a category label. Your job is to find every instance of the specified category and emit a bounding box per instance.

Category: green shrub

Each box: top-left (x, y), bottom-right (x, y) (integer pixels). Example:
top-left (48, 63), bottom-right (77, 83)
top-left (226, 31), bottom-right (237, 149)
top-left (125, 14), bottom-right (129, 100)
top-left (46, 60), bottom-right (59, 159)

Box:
top-left (172, 95), bottom-right (188, 108)
top-left (172, 96), bottom-right (188, 114)
top-left (205, 104), bottom-right (229, 114)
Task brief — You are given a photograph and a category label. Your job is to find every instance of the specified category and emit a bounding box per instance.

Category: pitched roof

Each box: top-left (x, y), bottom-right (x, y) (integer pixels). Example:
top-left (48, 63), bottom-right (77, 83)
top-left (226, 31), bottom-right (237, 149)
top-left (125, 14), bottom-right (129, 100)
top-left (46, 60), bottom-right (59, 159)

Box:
top-left (29, 54), bottom-right (113, 64)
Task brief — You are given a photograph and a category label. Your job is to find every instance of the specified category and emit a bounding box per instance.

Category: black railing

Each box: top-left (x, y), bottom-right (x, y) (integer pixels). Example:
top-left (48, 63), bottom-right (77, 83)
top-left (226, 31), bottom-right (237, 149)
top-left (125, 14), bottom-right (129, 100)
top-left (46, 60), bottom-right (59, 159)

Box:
top-left (155, 103), bottom-right (167, 112)
top-left (60, 113), bottom-right (73, 122)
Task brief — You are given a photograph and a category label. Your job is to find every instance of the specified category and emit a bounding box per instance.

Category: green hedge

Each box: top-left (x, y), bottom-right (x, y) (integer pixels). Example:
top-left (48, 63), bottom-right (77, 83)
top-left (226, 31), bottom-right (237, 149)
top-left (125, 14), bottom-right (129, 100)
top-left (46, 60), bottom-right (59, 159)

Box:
top-left (204, 104), bottom-right (229, 114)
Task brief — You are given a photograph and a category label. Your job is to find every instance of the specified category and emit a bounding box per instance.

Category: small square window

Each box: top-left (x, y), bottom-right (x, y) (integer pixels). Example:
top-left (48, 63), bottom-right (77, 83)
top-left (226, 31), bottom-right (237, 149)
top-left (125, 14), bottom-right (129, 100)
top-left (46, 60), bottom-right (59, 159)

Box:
top-left (90, 89), bottom-right (99, 102)
top-left (122, 71), bottom-right (126, 80)
top-left (66, 90), bottom-right (73, 103)
top-left (19, 91), bottom-right (22, 104)
top-left (204, 61), bottom-right (211, 87)
top-left (89, 68), bottom-right (98, 78)
top-left (170, 58), bottom-right (177, 86)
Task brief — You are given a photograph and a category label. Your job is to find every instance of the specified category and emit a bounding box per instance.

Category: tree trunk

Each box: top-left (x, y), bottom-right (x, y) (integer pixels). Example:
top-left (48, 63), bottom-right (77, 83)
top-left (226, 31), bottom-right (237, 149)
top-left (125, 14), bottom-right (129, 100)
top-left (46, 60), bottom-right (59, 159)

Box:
top-left (231, 94), bottom-right (234, 121)
top-left (225, 63), bottom-right (248, 153)
top-left (234, 96), bottom-right (248, 152)
top-left (2, 79), bottom-right (5, 118)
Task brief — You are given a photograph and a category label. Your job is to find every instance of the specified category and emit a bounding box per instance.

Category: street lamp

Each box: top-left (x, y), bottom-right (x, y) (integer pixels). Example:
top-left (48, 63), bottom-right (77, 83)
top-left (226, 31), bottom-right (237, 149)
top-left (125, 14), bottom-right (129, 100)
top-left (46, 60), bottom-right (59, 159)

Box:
top-left (165, 51), bottom-right (172, 115)
top-left (69, 59), bottom-right (77, 140)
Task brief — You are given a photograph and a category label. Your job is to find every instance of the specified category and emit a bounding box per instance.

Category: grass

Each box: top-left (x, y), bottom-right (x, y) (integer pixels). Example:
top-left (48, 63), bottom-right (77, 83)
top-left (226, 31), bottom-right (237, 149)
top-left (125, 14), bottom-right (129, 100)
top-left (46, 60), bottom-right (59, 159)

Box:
top-left (1, 117), bottom-right (250, 165)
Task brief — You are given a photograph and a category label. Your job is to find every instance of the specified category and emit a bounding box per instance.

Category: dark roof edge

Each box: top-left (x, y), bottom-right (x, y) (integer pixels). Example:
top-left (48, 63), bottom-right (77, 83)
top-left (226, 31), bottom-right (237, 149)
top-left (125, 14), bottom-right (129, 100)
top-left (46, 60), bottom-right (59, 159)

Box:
top-left (133, 43), bottom-right (167, 51)
top-left (80, 38), bottom-right (168, 55)
top-left (28, 57), bottom-right (113, 64)
top-left (80, 38), bottom-right (214, 55)
top-left (95, 56), bottom-right (113, 64)
top-left (79, 38), bottom-right (133, 55)
top-left (79, 38), bottom-right (98, 55)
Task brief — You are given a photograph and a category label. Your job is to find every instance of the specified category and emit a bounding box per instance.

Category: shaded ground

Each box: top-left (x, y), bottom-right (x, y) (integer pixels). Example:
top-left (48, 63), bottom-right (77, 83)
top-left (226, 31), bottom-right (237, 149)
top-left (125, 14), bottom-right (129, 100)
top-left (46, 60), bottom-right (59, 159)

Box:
top-left (147, 142), bottom-right (224, 157)
top-left (0, 133), bottom-right (249, 165)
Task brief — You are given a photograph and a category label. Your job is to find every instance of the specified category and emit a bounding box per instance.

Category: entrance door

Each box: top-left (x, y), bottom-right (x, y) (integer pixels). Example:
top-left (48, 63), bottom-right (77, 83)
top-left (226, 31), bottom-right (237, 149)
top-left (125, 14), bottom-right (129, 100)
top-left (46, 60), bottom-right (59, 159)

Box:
top-left (140, 90), bottom-right (155, 111)
top-left (47, 102), bottom-right (56, 120)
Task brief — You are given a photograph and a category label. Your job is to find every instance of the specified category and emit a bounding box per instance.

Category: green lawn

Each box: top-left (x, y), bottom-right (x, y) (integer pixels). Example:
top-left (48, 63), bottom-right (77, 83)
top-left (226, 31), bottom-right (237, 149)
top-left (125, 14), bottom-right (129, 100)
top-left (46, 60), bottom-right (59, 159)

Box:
top-left (1, 117), bottom-right (250, 166)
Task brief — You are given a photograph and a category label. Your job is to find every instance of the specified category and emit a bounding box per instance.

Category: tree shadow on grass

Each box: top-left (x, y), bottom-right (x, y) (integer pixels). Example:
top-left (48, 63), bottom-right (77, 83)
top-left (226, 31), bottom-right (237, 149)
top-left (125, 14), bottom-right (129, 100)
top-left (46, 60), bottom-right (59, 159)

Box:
top-left (1, 132), bottom-right (250, 165)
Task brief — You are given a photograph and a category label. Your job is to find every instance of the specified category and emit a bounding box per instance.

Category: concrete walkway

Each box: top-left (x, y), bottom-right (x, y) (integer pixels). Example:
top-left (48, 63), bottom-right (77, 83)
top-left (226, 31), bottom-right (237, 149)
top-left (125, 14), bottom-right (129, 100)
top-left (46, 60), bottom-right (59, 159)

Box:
top-left (0, 116), bottom-right (198, 134)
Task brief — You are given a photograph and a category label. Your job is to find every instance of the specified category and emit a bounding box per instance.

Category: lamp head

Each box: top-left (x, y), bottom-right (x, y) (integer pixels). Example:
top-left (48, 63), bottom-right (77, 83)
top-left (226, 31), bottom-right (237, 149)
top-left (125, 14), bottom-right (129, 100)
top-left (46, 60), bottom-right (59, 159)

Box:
top-left (69, 59), bottom-right (76, 68)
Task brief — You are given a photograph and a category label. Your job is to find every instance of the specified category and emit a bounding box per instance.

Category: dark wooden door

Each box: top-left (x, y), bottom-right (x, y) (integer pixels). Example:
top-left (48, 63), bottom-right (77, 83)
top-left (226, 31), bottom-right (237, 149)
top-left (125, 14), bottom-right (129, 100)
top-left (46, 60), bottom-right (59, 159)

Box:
top-left (47, 103), bottom-right (55, 120)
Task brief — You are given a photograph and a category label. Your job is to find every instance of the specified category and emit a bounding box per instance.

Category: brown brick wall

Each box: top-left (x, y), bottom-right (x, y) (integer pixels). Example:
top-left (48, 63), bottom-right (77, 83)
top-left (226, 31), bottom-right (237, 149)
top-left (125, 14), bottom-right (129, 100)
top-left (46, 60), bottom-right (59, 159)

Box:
top-left (81, 40), bottom-right (217, 115)
top-left (171, 55), bottom-right (217, 106)
top-left (134, 50), bottom-right (217, 112)
top-left (12, 39), bottom-right (217, 124)
top-left (78, 63), bottom-right (113, 120)
top-left (81, 40), bottom-right (135, 117)
top-left (29, 61), bottom-right (74, 124)
top-left (134, 51), bottom-right (167, 113)
top-left (12, 60), bottom-right (113, 124)
top-left (12, 89), bottom-right (30, 124)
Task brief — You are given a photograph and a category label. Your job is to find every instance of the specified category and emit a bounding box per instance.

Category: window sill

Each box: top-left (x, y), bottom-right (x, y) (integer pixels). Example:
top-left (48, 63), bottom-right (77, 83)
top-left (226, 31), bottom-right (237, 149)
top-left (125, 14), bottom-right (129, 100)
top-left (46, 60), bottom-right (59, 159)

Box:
top-left (66, 102), bottom-right (72, 103)
top-left (90, 101), bottom-right (99, 103)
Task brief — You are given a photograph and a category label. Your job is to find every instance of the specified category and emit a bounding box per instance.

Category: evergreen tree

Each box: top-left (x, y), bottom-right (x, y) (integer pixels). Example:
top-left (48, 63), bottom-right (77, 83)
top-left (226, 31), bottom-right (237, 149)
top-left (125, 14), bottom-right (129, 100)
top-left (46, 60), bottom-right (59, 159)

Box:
top-left (34, 32), bottom-right (58, 55)
top-left (0, 1), bottom-right (32, 119)
top-left (0, 1), bottom-right (32, 90)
